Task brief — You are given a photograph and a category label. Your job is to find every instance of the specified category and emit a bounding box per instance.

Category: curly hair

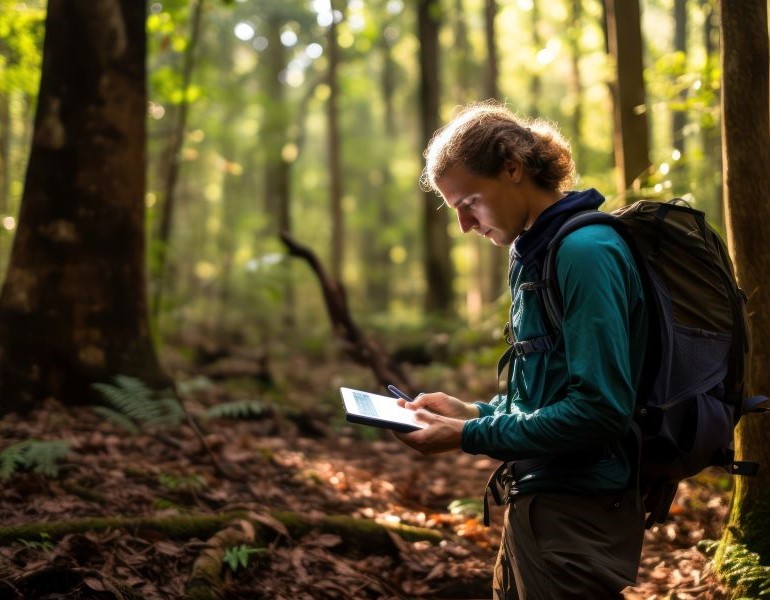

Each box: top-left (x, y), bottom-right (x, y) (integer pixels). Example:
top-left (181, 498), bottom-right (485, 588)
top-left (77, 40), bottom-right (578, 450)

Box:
top-left (420, 101), bottom-right (576, 193)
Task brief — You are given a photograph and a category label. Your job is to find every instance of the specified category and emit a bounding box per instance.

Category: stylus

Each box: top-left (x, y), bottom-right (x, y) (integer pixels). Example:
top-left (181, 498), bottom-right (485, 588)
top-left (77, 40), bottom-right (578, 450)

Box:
top-left (387, 384), bottom-right (414, 403)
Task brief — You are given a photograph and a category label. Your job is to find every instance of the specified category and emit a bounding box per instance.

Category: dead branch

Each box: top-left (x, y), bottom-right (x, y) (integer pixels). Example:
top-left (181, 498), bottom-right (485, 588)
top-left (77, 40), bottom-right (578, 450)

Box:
top-left (279, 231), bottom-right (416, 396)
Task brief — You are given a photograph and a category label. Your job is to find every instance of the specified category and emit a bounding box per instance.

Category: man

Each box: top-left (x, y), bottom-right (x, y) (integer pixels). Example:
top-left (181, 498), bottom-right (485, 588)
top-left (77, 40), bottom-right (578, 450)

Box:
top-left (394, 102), bottom-right (648, 599)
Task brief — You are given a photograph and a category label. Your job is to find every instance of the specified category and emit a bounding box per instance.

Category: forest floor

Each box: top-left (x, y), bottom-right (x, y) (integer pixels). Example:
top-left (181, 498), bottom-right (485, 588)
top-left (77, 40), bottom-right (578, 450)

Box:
top-left (0, 341), bottom-right (734, 599)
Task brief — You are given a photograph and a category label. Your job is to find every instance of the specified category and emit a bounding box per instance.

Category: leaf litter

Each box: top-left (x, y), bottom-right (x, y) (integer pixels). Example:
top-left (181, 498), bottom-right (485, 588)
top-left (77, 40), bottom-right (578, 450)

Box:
top-left (0, 354), bottom-right (734, 599)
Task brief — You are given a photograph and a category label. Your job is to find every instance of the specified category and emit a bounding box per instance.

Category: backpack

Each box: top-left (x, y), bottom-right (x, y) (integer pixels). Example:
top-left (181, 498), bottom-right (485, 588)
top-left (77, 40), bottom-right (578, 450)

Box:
top-left (527, 198), bottom-right (767, 527)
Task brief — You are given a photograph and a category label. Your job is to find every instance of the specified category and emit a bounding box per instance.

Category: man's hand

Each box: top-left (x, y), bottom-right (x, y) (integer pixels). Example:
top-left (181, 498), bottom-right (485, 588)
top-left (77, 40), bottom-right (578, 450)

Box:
top-left (393, 410), bottom-right (465, 454)
top-left (396, 392), bottom-right (480, 420)
top-left (393, 392), bottom-right (479, 454)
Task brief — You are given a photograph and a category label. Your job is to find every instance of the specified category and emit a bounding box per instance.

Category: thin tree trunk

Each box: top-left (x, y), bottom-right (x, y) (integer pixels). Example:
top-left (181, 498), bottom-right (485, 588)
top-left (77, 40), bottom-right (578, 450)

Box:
top-left (701, 0), bottom-right (723, 230)
top-left (567, 0), bottom-right (584, 169)
top-left (529, 2), bottom-right (542, 118)
top-left (152, 0), bottom-right (205, 320)
top-left (672, 0), bottom-right (687, 154)
top-left (0, 93), bottom-right (10, 213)
top-left (0, 0), bottom-right (167, 412)
top-left (481, 0), bottom-right (505, 307)
top-left (716, 0), bottom-right (770, 582)
top-left (328, 4), bottom-right (344, 282)
top-left (418, 0), bottom-right (453, 315)
top-left (605, 0), bottom-right (651, 197)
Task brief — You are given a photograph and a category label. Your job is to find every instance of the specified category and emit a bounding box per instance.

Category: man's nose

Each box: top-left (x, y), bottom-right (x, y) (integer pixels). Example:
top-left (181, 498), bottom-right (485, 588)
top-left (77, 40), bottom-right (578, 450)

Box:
top-left (457, 210), bottom-right (477, 233)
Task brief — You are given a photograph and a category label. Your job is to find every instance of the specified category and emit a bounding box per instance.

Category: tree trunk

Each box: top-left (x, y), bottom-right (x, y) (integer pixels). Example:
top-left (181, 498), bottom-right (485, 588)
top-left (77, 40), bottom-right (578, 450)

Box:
top-left (672, 0), bottom-right (687, 155)
top-left (152, 0), bottom-right (205, 320)
top-left (418, 0), bottom-right (454, 316)
top-left (0, 92), bottom-right (9, 213)
top-left (528, 1), bottom-right (542, 118)
top-left (481, 0), bottom-right (505, 307)
top-left (327, 4), bottom-right (344, 282)
top-left (605, 0), bottom-right (651, 196)
top-left (567, 0), bottom-right (584, 169)
top-left (0, 0), bottom-right (167, 413)
top-left (716, 0), bottom-right (770, 584)
top-left (701, 0), bottom-right (723, 230)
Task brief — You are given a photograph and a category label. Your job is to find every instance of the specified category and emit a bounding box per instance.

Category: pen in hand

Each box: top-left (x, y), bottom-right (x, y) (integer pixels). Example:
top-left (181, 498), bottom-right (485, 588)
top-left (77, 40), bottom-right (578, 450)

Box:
top-left (387, 384), bottom-right (414, 403)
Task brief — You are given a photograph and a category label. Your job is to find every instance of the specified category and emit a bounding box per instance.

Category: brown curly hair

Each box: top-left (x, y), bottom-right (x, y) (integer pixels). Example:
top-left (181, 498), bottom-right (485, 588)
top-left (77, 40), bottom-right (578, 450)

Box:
top-left (420, 101), bottom-right (576, 193)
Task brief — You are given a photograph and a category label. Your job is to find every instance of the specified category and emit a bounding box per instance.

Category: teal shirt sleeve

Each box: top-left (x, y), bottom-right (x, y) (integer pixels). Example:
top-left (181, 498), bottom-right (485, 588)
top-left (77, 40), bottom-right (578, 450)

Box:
top-left (461, 226), bottom-right (642, 461)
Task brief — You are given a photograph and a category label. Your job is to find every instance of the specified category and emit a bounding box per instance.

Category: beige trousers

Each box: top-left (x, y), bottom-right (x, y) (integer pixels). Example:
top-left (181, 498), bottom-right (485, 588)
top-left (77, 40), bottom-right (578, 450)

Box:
top-left (492, 490), bottom-right (645, 600)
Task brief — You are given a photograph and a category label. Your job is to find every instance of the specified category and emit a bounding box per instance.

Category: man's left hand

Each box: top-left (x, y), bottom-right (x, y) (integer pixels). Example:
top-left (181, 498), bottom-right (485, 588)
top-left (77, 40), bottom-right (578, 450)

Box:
top-left (393, 410), bottom-right (465, 454)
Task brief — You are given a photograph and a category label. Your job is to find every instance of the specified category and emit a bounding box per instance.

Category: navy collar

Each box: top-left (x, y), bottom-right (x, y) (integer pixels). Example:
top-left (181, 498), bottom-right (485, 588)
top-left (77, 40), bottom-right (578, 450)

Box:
top-left (510, 188), bottom-right (605, 270)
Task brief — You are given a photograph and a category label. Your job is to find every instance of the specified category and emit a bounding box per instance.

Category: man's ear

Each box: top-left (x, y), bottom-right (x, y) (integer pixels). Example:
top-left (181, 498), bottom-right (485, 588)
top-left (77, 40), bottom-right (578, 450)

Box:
top-left (504, 160), bottom-right (523, 183)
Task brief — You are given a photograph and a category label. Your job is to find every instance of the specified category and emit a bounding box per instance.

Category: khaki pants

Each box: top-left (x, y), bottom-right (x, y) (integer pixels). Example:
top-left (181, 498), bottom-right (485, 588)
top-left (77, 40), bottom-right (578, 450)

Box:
top-left (492, 490), bottom-right (644, 600)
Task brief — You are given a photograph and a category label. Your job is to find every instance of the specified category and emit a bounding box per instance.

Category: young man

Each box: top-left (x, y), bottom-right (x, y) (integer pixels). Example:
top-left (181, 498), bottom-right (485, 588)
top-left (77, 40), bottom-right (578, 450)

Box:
top-left (394, 103), bottom-right (648, 599)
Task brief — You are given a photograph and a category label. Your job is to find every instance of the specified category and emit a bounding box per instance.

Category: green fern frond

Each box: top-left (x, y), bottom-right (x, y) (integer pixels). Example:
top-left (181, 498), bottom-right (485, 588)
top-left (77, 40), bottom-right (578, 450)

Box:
top-left (92, 376), bottom-right (184, 430)
top-left (713, 541), bottom-right (770, 596)
top-left (91, 406), bottom-right (141, 435)
top-left (205, 400), bottom-right (264, 420)
top-left (0, 440), bottom-right (71, 480)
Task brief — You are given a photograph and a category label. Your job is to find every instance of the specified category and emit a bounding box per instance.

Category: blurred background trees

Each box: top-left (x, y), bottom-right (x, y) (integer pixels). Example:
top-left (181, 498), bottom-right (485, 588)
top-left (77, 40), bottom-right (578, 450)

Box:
top-left (0, 0), bottom-right (750, 392)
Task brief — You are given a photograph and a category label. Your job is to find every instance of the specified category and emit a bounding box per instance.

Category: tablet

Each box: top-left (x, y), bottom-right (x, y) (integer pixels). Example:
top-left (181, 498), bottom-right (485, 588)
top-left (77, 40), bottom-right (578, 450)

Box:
top-left (339, 387), bottom-right (427, 433)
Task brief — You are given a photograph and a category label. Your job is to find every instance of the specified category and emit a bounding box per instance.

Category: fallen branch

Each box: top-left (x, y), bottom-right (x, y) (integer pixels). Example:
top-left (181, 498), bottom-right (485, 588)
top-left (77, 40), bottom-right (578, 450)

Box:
top-left (0, 510), bottom-right (442, 552)
top-left (280, 231), bottom-right (415, 396)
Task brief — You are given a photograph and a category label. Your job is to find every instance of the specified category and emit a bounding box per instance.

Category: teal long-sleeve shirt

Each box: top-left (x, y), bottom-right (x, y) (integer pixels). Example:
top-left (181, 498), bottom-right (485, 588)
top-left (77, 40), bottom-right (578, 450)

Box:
top-left (461, 224), bottom-right (648, 495)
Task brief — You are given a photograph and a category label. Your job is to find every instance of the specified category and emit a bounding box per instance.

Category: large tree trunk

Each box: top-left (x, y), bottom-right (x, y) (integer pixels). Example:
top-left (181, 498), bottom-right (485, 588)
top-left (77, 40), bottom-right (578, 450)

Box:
top-left (716, 0), bottom-right (770, 583)
top-left (605, 0), bottom-right (651, 196)
top-left (0, 1), bottom-right (167, 413)
top-left (418, 0), bottom-right (454, 316)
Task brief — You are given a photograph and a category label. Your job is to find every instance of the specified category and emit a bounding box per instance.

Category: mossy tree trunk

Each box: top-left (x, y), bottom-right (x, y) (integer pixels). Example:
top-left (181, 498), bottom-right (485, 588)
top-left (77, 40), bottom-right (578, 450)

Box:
top-left (0, 1), bottom-right (168, 413)
top-left (716, 0), bottom-right (770, 578)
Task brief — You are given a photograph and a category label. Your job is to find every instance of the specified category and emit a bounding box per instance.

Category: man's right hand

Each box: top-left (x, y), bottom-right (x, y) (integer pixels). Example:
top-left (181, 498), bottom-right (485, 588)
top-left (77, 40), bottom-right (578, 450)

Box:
top-left (397, 392), bottom-right (480, 421)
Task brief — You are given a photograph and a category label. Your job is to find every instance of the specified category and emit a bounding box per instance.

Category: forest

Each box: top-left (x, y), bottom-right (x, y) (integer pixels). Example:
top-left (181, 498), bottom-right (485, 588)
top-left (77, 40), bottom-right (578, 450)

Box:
top-left (0, 0), bottom-right (769, 598)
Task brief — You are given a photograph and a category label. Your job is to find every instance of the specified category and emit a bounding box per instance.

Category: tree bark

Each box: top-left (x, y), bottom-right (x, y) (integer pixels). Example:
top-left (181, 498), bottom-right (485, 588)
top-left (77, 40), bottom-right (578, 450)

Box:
top-left (0, 0), bottom-right (167, 413)
top-left (605, 0), bottom-right (651, 196)
top-left (418, 0), bottom-right (454, 316)
top-left (716, 0), bottom-right (770, 582)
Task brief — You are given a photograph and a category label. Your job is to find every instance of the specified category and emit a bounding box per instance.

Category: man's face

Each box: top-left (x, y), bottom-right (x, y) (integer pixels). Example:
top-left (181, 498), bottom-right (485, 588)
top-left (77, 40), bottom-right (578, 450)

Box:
top-left (435, 163), bottom-right (527, 246)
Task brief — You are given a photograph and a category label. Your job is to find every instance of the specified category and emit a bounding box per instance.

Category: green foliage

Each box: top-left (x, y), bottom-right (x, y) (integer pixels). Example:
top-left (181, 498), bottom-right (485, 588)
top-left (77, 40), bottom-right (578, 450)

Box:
top-left (700, 539), bottom-right (770, 597)
top-left (158, 472), bottom-right (207, 493)
top-left (447, 497), bottom-right (483, 518)
top-left (0, 440), bottom-right (71, 480)
top-left (223, 544), bottom-right (267, 572)
top-left (0, 1), bottom-right (45, 96)
top-left (18, 532), bottom-right (54, 553)
top-left (92, 376), bottom-right (185, 432)
top-left (205, 400), bottom-right (265, 420)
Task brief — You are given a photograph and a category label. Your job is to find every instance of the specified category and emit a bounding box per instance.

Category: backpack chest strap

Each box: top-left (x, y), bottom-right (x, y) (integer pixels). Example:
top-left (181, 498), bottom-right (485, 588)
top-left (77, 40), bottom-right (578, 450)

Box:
top-left (497, 335), bottom-right (555, 378)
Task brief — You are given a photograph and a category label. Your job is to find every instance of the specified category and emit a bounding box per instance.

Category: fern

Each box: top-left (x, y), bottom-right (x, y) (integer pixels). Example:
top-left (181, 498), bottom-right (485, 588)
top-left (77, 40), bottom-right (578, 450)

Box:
top-left (0, 440), bottom-right (71, 480)
top-left (92, 376), bottom-right (185, 431)
top-left (223, 545), bottom-right (267, 572)
top-left (699, 539), bottom-right (770, 596)
top-left (205, 400), bottom-right (264, 420)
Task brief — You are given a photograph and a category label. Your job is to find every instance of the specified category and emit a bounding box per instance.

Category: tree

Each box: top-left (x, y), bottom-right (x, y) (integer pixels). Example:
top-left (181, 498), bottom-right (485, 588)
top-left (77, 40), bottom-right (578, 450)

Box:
top-left (327, 1), bottom-right (344, 281)
top-left (604, 0), bottom-right (651, 195)
top-left (671, 0), bottom-right (687, 155)
top-left (417, 0), bottom-right (453, 315)
top-left (0, 1), bottom-right (167, 412)
top-left (715, 0), bottom-right (770, 592)
top-left (152, 0), bottom-right (205, 319)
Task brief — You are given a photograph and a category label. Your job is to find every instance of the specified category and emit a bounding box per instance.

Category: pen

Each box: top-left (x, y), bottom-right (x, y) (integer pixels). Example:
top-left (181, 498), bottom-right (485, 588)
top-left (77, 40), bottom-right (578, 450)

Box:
top-left (387, 384), bottom-right (414, 403)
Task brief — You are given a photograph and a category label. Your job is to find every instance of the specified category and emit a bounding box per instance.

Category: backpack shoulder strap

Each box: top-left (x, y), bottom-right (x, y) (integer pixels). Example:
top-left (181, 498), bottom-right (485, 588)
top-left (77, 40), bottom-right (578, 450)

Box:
top-left (540, 210), bottom-right (623, 332)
